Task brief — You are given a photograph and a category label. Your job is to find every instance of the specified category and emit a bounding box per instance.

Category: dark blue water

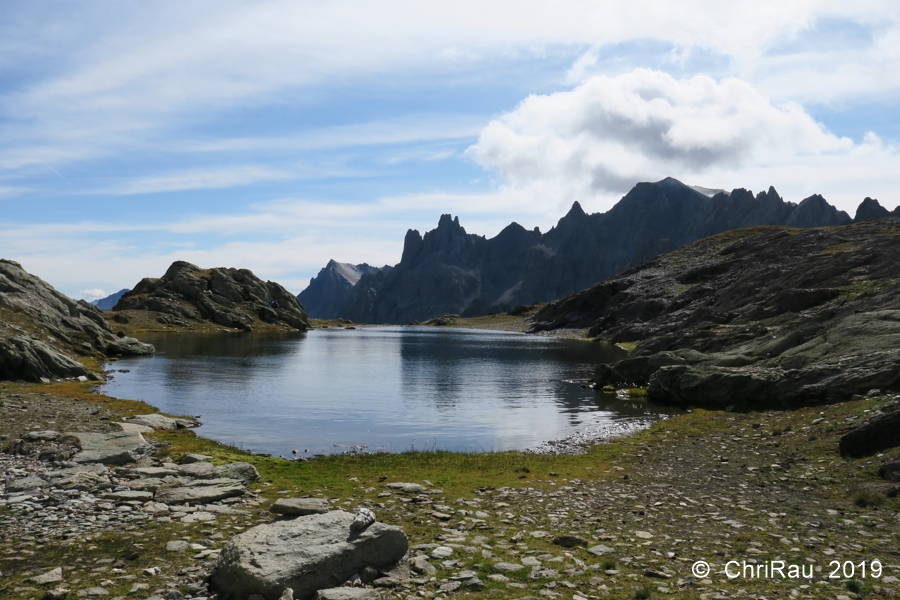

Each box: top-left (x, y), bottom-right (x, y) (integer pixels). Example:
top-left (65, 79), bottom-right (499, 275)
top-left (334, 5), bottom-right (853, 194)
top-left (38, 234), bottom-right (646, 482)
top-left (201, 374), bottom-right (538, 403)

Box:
top-left (103, 327), bottom-right (675, 455)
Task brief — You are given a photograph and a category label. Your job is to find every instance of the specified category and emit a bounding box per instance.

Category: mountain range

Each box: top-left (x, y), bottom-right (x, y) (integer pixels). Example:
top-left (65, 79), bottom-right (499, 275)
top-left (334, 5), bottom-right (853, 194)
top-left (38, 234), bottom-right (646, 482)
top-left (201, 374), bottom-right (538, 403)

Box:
top-left (299, 177), bottom-right (896, 324)
top-left (90, 288), bottom-right (129, 311)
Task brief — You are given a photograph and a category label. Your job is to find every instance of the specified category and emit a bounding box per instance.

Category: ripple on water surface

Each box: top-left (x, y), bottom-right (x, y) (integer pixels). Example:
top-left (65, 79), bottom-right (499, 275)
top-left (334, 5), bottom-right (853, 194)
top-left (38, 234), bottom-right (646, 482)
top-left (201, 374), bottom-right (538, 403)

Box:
top-left (103, 327), bottom-right (680, 456)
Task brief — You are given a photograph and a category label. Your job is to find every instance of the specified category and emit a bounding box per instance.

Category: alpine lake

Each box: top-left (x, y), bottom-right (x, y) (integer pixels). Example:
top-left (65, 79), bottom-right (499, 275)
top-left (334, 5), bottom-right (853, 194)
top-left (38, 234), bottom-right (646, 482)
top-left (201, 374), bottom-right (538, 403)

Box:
top-left (103, 326), bottom-right (680, 457)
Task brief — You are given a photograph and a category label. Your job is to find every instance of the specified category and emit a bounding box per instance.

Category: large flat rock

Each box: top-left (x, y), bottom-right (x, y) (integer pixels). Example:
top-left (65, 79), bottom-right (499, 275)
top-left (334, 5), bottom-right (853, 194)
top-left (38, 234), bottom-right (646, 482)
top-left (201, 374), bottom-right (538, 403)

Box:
top-left (127, 413), bottom-right (195, 430)
top-left (270, 497), bottom-right (330, 516)
top-left (210, 510), bottom-right (408, 600)
top-left (155, 478), bottom-right (246, 504)
top-left (67, 431), bottom-right (154, 465)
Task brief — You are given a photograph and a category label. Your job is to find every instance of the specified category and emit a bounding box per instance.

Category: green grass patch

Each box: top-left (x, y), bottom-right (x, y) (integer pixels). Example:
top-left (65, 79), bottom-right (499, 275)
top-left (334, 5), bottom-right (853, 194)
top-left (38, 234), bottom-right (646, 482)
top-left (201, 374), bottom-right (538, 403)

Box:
top-left (820, 242), bottom-right (856, 254)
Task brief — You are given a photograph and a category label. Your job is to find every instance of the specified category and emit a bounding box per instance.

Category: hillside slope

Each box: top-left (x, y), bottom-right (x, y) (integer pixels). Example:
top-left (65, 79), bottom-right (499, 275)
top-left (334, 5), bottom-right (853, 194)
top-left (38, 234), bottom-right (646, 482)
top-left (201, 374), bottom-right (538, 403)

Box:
top-left (529, 219), bottom-right (900, 408)
top-left (0, 260), bottom-right (154, 381)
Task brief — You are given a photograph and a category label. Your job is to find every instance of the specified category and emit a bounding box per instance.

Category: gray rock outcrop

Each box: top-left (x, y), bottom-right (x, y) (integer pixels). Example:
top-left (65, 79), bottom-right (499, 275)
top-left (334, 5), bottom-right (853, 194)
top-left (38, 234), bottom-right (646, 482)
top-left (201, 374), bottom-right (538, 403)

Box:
top-left (530, 219), bottom-right (900, 409)
top-left (314, 178), bottom-right (872, 324)
top-left (270, 497), bottom-right (330, 516)
top-left (155, 478), bottom-right (247, 504)
top-left (114, 261), bottom-right (309, 331)
top-left (0, 259), bottom-right (154, 381)
top-left (126, 413), bottom-right (198, 430)
top-left (210, 510), bottom-right (409, 600)
top-left (316, 589), bottom-right (380, 600)
top-left (840, 406), bottom-right (900, 457)
top-left (67, 431), bottom-right (155, 465)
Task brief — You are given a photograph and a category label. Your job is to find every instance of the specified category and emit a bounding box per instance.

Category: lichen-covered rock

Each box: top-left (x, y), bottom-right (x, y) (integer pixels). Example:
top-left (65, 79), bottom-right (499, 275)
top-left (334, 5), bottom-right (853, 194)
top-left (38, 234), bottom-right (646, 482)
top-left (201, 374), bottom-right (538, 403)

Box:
top-left (0, 259), bottom-right (154, 381)
top-left (269, 497), bottom-right (330, 516)
top-left (212, 461), bottom-right (260, 482)
top-left (154, 478), bottom-right (246, 504)
top-left (210, 510), bottom-right (408, 600)
top-left (115, 261), bottom-right (309, 331)
top-left (67, 431), bottom-right (154, 465)
top-left (531, 219), bottom-right (900, 409)
top-left (126, 413), bottom-right (197, 430)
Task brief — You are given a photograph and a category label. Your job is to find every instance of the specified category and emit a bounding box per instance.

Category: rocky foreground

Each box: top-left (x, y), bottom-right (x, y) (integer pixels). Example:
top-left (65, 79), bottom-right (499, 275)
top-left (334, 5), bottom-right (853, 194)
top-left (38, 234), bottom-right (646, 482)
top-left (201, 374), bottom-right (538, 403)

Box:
top-left (529, 219), bottom-right (900, 409)
top-left (2, 382), bottom-right (900, 600)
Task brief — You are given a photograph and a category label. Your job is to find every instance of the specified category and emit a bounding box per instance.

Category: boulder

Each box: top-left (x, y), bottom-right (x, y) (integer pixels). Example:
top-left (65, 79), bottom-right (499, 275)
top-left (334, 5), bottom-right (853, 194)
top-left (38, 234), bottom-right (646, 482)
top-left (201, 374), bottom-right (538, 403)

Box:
top-left (213, 461), bottom-right (260, 482)
top-left (880, 462), bottom-right (900, 482)
top-left (210, 510), bottom-right (408, 600)
top-left (178, 461), bottom-right (216, 478)
top-left (840, 409), bottom-right (900, 457)
top-left (270, 498), bottom-right (330, 516)
top-left (155, 478), bottom-right (246, 505)
top-left (107, 336), bottom-right (155, 356)
top-left (383, 482), bottom-right (426, 494)
top-left (552, 535), bottom-right (587, 548)
top-left (54, 470), bottom-right (111, 491)
top-left (166, 540), bottom-right (190, 552)
top-left (180, 453), bottom-right (212, 464)
top-left (29, 566), bottom-right (63, 584)
top-left (0, 334), bottom-right (92, 381)
top-left (7, 476), bottom-right (49, 493)
top-left (68, 431), bottom-right (154, 465)
top-left (492, 562), bottom-right (524, 572)
top-left (102, 490), bottom-right (154, 502)
top-left (317, 590), bottom-right (380, 600)
top-left (115, 422), bottom-right (154, 434)
top-left (52, 474), bottom-right (108, 491)
top-left (127, 413), bottom-right (196, 430)
top-left (587, 545), bottom-right (615, 556)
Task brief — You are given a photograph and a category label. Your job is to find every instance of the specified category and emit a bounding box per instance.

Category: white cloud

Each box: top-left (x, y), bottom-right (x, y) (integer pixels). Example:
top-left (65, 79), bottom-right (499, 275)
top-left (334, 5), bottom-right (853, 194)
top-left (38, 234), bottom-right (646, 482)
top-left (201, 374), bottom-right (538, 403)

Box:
top-left (78, 288), bottom-right (107, 301)
top-left (469, 69), bottom-right (900, 213)
top-left (3, 2), bottom-right (900, 174)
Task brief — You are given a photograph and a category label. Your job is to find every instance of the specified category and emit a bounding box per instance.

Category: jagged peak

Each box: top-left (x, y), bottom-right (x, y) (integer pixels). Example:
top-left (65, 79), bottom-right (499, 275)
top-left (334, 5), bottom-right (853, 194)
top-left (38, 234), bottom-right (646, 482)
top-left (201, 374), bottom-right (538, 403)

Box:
top-left (400, 229), bottom-right (424, 265)
top-left (798, 194), bottom-right (828, 207)
top-left (656, 176), bottom-right (687, 188)
top-left (567, 201), bottom-right (586, 218)
top-left (437, 214), bottom-right (462, 229)
top-left (855, 197), bottom-right (890, 222)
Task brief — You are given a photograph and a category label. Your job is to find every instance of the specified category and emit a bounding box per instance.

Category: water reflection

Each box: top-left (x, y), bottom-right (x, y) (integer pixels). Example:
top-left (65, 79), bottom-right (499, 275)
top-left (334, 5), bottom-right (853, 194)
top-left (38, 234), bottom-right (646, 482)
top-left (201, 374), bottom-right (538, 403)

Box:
top-left (104, 327), bottom-right (678, 455)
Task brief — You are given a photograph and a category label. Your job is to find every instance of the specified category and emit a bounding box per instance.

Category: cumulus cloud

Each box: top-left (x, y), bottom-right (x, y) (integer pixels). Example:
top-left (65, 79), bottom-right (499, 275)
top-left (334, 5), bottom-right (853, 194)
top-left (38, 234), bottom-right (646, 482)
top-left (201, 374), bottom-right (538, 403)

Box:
top-left (469, 69), bottom-right (896, 210)
top-left (78, 288), bottom-right (106, 301)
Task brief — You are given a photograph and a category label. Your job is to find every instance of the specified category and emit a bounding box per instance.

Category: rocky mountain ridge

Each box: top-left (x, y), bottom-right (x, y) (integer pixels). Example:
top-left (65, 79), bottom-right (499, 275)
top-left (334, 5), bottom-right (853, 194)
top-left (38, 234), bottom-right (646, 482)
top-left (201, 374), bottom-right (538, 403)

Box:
top-left (0, 260), bottom-right (154, 382)
top-left (298, 261), bottom-right (391, 319)
top-left (306, 178), bottom-right (894, 324)
top-left (528, 218), bottom-right (900, 409)
top-left (114, 261), bottom-right (310, 332)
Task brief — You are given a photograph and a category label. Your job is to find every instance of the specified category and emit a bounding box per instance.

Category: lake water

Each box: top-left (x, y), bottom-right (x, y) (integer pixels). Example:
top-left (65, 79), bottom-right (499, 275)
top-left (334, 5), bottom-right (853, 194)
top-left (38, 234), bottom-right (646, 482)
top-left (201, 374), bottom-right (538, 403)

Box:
top-left (103, 327), bottom-right (678, 456)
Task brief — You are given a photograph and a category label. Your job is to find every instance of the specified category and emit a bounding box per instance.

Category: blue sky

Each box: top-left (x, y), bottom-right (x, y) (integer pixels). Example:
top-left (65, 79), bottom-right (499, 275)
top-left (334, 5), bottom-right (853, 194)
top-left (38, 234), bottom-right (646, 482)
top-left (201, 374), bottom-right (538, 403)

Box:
top-left (2, 2), bottom-right (899, 299)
